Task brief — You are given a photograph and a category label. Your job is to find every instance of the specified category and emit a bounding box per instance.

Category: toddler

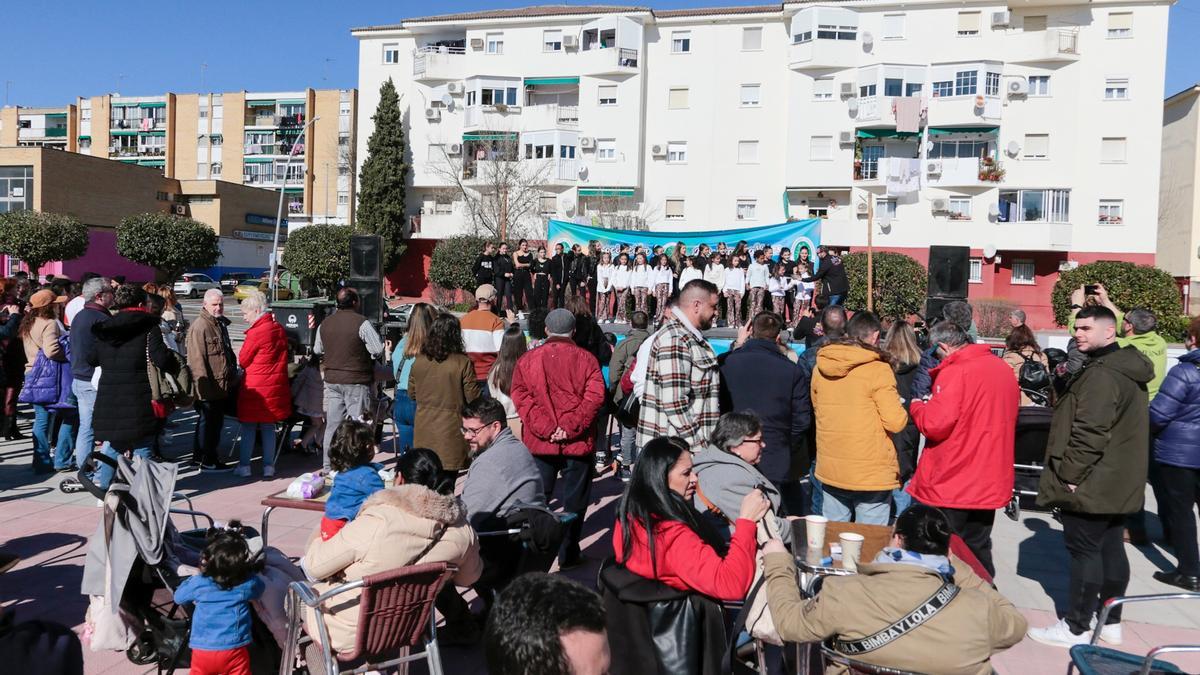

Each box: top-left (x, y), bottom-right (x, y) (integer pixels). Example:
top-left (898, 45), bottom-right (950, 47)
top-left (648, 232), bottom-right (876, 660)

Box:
top-left (320, 420), bottom-right (384, 541)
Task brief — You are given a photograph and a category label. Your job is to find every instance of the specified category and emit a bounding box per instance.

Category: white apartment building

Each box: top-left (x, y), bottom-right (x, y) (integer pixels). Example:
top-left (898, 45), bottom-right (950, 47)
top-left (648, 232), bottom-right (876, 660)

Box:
top-left (1159, 84), bottom-right (1200, 314)
top-left (354, 1), bottom-right (1172, 326)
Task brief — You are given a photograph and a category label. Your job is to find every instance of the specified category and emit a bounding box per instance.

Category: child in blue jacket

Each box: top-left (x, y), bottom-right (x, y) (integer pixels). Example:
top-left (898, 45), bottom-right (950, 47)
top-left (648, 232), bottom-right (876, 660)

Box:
top-left (321, 420), bottom-right (384, 541)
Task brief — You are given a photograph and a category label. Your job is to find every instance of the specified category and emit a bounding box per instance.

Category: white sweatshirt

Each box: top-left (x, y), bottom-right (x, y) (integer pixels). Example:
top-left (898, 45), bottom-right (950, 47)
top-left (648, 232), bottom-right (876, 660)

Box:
top-left (611, 265), bottom-right (631, 290)
top-left (723, 266), bottom-right (746, 293)
top-left (630, 264), bottom-right (651, 289)
top-left (704, 264), bottom-right (726, 290)
top-left (748, 261), bottom-right (769, 288)
top-left (653, 266), bottom-right (675, 287)
top-left (679, 268), bottom-right (703, 287)
top-left (768, 276), bottom-right (794, 297)
top-left (596, 263), bottom-right (614, 293)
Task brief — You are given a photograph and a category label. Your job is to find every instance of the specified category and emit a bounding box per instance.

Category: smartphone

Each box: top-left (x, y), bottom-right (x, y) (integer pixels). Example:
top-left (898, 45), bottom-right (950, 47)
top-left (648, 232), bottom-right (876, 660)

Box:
top-left (1084, 284), bottom-right (1099, 296)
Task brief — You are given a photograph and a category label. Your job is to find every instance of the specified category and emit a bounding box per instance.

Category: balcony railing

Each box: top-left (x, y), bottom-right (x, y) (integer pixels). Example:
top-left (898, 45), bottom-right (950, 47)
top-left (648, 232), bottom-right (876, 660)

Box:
top-left (413, 45), bottom-right (466, 79)
top-left (110, 147), bottom-right (164, 158)
top-left (110, 117), bottom-right (167, 130)
top-left (244, 143), bottom-right (304, 156)
top-left (245, 113), bottom-right (306, 128)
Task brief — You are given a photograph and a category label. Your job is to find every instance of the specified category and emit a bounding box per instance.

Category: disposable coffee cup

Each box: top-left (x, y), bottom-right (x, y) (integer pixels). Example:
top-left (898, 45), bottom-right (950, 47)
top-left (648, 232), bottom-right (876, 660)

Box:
top-left (805, 515), bottom-right (828, 550)
top-left (840, 532), bottom-right (865, 571)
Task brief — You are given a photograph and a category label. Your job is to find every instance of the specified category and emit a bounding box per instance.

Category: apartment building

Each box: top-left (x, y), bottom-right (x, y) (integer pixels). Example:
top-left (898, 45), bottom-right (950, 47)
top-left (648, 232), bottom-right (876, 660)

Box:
top-left (1158, 84), bottom-right (1200, 314)
top-left (0, 106), bottom-right (76, 150)
top-left (354, 1), bottom-right (1171, 326)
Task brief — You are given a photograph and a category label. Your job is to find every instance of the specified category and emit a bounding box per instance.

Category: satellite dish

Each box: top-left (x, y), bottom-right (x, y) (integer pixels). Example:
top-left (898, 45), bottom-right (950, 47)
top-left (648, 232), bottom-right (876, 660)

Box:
top-left (1006, 140), bottom-right (1020, 157)
top-left (563, 200), bottom-right (576, 215)
top-left (441, 93), bottom-right (453, 107)
top-left (577, 165), bottom-right (588, 180)
top-left (983, 244), bottom-right (997, 259)
top-left (988, 203), bottom-right (1001, 218)
top-left (925, 139), bottom-right (934, 153)
top-left (847, 98), bottom-right (859, 114)
top-left (862, 31), bottom-right (874, 45)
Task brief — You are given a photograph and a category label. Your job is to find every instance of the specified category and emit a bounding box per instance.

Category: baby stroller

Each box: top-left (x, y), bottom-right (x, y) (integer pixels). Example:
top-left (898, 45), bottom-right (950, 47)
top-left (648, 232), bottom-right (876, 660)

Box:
top-left (78, 452), bottom-right (279, 674)
top-left (1007, 406), bottom-right (1054, 521)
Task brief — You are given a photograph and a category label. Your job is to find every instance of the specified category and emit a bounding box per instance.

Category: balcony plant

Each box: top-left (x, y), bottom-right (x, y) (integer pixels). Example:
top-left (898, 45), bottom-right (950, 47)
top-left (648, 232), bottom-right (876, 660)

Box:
top-left (978, 156), bottom-right (1005, 182)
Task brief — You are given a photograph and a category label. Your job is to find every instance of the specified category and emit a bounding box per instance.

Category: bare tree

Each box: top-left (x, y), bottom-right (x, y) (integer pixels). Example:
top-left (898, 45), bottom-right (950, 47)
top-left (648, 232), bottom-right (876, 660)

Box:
top-left (425, 132), bottom-right (554, 241)
top-left (580, 193), bottom-right (659, 231)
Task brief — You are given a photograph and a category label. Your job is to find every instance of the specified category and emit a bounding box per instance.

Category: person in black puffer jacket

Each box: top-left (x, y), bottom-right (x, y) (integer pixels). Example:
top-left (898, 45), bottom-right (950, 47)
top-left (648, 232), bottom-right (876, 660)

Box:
top-left (89, 284), bottom-right (179, 457)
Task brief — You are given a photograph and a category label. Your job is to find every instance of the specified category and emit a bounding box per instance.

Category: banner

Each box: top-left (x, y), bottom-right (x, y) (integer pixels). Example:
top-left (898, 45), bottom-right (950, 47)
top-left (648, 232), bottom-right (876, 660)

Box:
top-left (547, 219), bottom-right (822, 259)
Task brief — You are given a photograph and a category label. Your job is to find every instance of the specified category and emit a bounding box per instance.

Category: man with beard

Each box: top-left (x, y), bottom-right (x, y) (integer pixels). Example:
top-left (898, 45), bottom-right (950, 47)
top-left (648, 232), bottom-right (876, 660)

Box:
top-left (459, 397), bottom-right (544, 531)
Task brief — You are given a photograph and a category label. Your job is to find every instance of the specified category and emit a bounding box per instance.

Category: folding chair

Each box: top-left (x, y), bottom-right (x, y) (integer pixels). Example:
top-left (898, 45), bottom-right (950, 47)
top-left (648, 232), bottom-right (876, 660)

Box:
top-left (280, 562), bottom-right (458, 675)
top-left (1068, 593), bottom-right (1200, 675)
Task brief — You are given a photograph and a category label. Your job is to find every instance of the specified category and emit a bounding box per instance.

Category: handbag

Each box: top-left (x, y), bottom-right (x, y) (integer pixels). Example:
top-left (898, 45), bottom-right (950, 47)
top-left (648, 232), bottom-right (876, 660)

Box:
top-left (147, 335), bottom-right (194, 411)
top-left (18, 349), bottom-right (62, 405)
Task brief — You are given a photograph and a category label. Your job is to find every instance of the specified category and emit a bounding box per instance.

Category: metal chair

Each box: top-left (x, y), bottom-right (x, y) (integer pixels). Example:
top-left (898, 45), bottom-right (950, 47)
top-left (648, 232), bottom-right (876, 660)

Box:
top-left (819, 640), bottom-right (925, 675)
top-left (280, 561), bottom-right (458, 675)
top-left (1068, 593), bottom-right (1200, 675)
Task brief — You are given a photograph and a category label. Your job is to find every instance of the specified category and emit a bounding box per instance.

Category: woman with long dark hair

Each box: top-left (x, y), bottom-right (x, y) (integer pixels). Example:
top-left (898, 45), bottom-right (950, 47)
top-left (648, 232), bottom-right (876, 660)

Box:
top-left (409, 313), bottom-right (481, 478)
top-left (613, 436), bottom-right (768, 601)
top-left (1003, 324), bottom-right (1049, 406)
top-left (487, 323), bottom-right (528, 439)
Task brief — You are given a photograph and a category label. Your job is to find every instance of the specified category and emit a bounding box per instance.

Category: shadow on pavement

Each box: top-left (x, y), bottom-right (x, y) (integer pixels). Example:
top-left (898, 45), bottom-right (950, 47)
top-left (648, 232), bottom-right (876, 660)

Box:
top-left (1017, 518), bottom-right (1070, 614)
top-left (0, 532), bottom-right (90, 624)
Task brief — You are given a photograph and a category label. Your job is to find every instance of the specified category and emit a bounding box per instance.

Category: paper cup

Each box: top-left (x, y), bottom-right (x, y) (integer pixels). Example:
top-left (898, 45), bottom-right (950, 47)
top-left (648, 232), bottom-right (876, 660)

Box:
top-left (805, 515), bottom-right (828, 550)
top-left (840, 532), bottom-right (865, 571)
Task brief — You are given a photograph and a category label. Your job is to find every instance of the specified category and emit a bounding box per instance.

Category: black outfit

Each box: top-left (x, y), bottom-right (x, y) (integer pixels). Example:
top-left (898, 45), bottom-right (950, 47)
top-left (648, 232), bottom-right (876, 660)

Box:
top-left (892, 362), bottom-right (921, 484)
top-left (803, 255), bottom-right (849, 300)
top-left (1159, 467), bottom-right (1200, 577)
top-left (548, 253), bottom-right (572, 307)
top-left (779, 259), bottom-right (798, 321)
top-left (512, 252), bottom-right (533, 311)
top-left (943, 508), bottom-right (997, 579)
top-left (792, 315), bottom-right (820, 349)
top-left (493, 254), bottom-right (514, 312)
top-left (471, 253), bottom-right (496, 287)
top-left (535, 456), bottom-right (592, 566)
top-left (0, 609), bottom-right (84, 675)
top-left (530, 257), bottom-right (550, 310)
top-left (88, 309), bottom-right (178, 451)
top-left (1061, 512), bottom-right (1130, 630)
top-left (691, 254), bottom-right (709, 274)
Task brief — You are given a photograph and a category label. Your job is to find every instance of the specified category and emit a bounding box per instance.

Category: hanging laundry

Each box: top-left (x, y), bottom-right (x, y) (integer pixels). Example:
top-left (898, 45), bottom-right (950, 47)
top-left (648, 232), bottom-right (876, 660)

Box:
top-left (886, 158), bottom-right (921, 197)
top-left (894, 96), bottom-right (922, 134)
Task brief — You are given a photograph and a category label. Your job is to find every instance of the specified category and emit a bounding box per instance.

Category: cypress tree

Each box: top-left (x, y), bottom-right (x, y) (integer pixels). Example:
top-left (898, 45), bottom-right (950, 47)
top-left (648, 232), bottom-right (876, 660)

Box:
top-left (356, 77), bottom-right (409, 272)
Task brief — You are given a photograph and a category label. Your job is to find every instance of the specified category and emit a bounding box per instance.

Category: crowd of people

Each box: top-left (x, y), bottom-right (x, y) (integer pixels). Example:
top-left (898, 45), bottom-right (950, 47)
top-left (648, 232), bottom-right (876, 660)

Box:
top-left (3, 245), bottom-right (1198, 675)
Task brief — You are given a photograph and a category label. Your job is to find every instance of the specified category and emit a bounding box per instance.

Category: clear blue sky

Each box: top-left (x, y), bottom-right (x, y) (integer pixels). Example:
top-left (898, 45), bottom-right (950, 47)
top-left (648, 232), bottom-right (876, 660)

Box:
top-left (2, 0), bottom-right (1197, 107)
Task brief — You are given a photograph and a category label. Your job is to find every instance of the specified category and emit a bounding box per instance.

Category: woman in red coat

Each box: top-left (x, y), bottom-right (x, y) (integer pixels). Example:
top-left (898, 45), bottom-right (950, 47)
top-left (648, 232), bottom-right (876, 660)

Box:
top-left (613, 436), bottom-right (769, 602)
top-left (235, 290), bottom-right (291, 478)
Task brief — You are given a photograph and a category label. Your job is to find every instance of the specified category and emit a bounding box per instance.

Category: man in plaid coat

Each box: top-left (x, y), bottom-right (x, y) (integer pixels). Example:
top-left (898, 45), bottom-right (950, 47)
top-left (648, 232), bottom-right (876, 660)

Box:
top-left (636, 279), bottom-right (722, 451)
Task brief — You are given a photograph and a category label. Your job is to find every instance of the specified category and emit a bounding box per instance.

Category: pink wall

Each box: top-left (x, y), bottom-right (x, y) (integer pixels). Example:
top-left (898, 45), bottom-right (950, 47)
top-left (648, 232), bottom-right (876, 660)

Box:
top-left (3, 227), bottom-right (159, 282)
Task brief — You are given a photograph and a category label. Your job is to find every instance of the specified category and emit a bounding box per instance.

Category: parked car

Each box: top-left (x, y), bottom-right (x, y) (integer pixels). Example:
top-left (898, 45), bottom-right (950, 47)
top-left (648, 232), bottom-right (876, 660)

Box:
top-left (173, 273), bottom-right (219, 298)
top-left (234, 279), bottom-right (293, 301)
top-left (219, 272), bottom-right (253, 293)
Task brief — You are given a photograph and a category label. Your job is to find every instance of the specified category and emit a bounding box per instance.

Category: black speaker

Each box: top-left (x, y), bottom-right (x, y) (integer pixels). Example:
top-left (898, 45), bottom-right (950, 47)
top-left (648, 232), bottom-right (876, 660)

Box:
top-left (274, 301), bottom-right (333, 348)
top-left (348, 278), bottom-right (384, 325)
top-left (924, 297), bottom-right (956, 325)
top-left (350, 234), bottom-right (383, 280)
top-left (927, 245), bottom-right (970, 299)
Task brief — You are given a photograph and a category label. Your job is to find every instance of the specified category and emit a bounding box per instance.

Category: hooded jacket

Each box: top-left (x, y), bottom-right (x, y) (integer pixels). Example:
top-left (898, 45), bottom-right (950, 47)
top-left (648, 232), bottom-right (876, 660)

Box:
top-left (1149, 349), bottom-right (1200, 469)
top-left (511, 336), bottom-right (606, 457)
top-left (237, 312), bottom-right (292, 423)
top-left (908, 344), bottom-right (1019, 510)
top-left (691, 445), bottom-right (791, 545)
top-left (302, 484), bottom-right (482, 654)
top-left (1037, 344), bottom-right (1154, 514)
top-left (1119, 331), bottom-right (1167, 400)
top-left (812, 342), bottom-right (909, 492)
top-left (88, 310), bottom-right (178, 449)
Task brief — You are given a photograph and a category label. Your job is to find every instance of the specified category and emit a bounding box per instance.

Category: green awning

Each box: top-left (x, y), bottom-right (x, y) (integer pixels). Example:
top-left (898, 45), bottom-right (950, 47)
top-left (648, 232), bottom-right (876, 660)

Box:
top-left (138, 160), bottom-right (165, 166)
top-left (463, 132), bottom-right (519, 141)
top-left (110, 130), bottom-right (137, 136)
top-left (77, 135), bottom-right (90, 140)
top-left (282, 187), bottom-right (304, 194)
top-left (139, 130), bottom-right (166, 136)
top-left (46, 112), bottom-right (67, 119)
top-left (855, 129), bottom-right (919, 139)
top-left (524, 77), bottom-right (580, 86)
top-left (139, 102), bottom-right (166, 108)
top-left (277, 98), bottom-right (305, 105)
top-left (118, 158), bottom-right (138, 163)
top-left (247, 100), bottom-right (276, 107)
top-left (578, 188), bottom-right (635, 197)
top-left (244, 157), bottom-right (274, 163)
top-left (110, 102), bottom-right (135, 107)
top-left (928, 126), bottom-right (1000, 136)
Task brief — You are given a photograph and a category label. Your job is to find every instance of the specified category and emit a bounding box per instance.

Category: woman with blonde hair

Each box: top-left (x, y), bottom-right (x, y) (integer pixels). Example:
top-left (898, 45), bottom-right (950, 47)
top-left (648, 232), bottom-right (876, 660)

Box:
top-left (391, 303), bottom-right (437, 454)
top-left (883, 319), bottom-right (922, 514)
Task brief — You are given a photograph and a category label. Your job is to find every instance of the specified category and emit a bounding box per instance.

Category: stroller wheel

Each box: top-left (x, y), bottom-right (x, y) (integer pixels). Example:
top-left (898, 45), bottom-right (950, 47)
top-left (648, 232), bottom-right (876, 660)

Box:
top-left (127, 630), bottom-right (159, 665)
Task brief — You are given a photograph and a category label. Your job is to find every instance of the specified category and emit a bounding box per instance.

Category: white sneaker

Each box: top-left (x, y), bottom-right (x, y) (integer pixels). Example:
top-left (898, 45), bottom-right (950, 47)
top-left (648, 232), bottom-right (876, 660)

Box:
top-left (1089, 617), bottom-right (1123, 645)
top-left (234, 466), bottom-right (252, 478)
top-left (1027, 618), bottom-right (1091, 648)
top-left (263, 465), bottom-right (275, 478)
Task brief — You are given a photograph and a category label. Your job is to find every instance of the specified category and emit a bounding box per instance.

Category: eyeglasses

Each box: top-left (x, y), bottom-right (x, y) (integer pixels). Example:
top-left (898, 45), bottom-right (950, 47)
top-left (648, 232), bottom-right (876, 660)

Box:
top-left (743, 437), bottom-right (766, 447)
top-left (461, 424), bottom-right (489, 437)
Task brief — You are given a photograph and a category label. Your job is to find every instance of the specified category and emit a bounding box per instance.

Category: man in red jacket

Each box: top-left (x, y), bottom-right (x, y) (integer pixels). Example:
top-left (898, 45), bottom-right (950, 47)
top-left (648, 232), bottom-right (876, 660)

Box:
top-left (511, 308), bottom-right (606, 568)
top-left (907, 321), bottom-right (1019, 577)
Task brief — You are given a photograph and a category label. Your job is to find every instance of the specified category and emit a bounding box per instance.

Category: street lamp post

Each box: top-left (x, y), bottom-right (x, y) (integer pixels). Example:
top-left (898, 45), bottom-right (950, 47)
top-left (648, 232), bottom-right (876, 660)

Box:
top-left (270, 115), bottom-right (319, 301)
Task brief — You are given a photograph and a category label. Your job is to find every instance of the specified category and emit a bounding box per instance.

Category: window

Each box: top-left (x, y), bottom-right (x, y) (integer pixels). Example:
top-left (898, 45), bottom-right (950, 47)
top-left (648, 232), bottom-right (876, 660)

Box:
top-left (997, 189), bottom-right (1070, 222)
top-left (156, 191), bottom-right (170, 201)
top-left (539, 195), bottom-right (557, 215)
top-left (1104, 78), bottom-right (1129, 100)
top-left (598, 85), bottom-right (617, 106)
top-left (736, 199), bottom-right (757, 221)
top-left (667, 141), bottom-right (687, 163)
top-left (383, 44), bottom-right (400, 64)
top-left (875, 197), bottom-right (897, 220)
top-left (969, 258), bottom-right (983, 283)
top-left (668, 87), bottom-right (689, 109)
top-left (486, 33), bottom-right (504, 54)
top-left (1028, 75), bottom-right (1050, 96)
top-left (738, 140), bottom-right (759, 164)
top-left (948, 197), bottom-right (972, 219)
top-left (596, 138), bottom-right (617, 161)
top-left (560, 145), bottom-right (576, 159)
top-left (524, 143), bottom-right (554, 159)
top-left (809, 135), bottom-right (832, 160)
top-left (860, 145), bottom-right (884, 179)
top-left (859, 84), bottom-right (877, 98)
top-left (813, 78), bottom-right (834, 100)
top-left (1107, 12), bottom-right (1132, 38)
top-left (672, 31), bottom-right (692, 53)
top-left (1023, 134), bottom-right (1049, 159)
top-left (929, 139), bottom-right (992, 159)
top-left (932, 81), bottom-right (953, 98)
top-left (79, 138), bottom-right (91, 151)
top-left (954, 70), bottom-right (978, 96)
top-left (338, 193), bottom-right (351, 206)
top-left (882, 13), bottom-right (905, 39)
top-left (742, 27), bottom-right (763, 51)
top-left (665, 199), bottom-right (685, 220)
top-left (1011, 260), bottom-right (1036, 285)
top-left (817, 23), bottom-right (856, 40)
top-left (884, 78), bottom-right (903, 97)
top-left (985, 72), bottom-right (1001, 96)
top-left (543, 30), bottom-right (563, 52)
top-left (1098, 199), bottom-right (1124, 224)
top-left (1100, 137), bottom-right (1126, 163)
top-left (740, 84), bottom-right (761, 107)
top-left (1024, 15), bottom-right (1047, 31)
top-left (906, 83), bottom-right (923, 97)
top-left (480, 87), bottom-right (518, 106)
top-left (957, 11), bottom-right (981, 36)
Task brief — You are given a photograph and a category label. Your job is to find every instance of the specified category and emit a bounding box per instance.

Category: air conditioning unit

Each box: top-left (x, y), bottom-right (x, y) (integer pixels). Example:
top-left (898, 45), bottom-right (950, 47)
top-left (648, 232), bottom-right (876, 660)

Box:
top-left (991, 10), bottom-right (1011, 28)
top-left (563, 34), bottom-right (579, 49)
top-left (838, 131), bottom-right (854, 145)
top-left (855, 201), bottom-right (869, 215)
top-left (579, 137), bottom-right (595, 149)
top-left (839, 82), bottom-right (856, 98)
top-left (926, 160), bottom-right (943, 175)
top-left (650, 144), bottom-right (666, 157)
top-left (424, 107), bottom-right (441, 120)
top-left (1007, 77), bottom-right (1029, 97)
top-left (470, 37), bottom-right (485, 50)
top-left (447, 142), bottom-right (462, 155)
top-left (172, 204), bottom-right (187, 216)
top-left (447, 82), bottom-right (463, 95)
top-left (931, 198), bottom-right (950, 212)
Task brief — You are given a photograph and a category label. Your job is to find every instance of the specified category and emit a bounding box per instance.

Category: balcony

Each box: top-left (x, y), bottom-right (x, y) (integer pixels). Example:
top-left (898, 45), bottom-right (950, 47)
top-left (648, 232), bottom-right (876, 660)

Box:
top-left (110, 147), bottom-right (164, 158)
top-left (463, 104), bottom-right (522, 130)
top-left (412, 45), bottom-right (466, 82)
top-left (1010, 27), bottom-right (1081, 64)
top-left (993, 221), bottom-right (1073, 251)
top-left (925, 156), bottom-right (1005, 187)
top-left (926, 95), bottom-right (1002, 127)
top-left (578, 47), bottom-right (639, 77)
top-left (853, 96), bottom-right (898, 127)
top-left (244, 143), bottom-right (304, 157)
top-left (521, 104), bottom-right (579, 130)
top-left (789, 39), bottom-right (858, 71)
top-left (462, 157), bottom-right (578, 185)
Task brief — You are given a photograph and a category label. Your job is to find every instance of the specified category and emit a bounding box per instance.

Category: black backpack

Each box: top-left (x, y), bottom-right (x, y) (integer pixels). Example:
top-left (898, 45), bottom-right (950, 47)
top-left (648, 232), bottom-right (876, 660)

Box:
top-left (1017, 352), bottom-right (1051, 394)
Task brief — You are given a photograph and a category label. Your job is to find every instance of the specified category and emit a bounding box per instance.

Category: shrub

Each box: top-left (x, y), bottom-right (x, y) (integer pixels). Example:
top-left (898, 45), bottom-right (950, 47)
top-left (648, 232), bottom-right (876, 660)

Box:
top-left (1052, 261), bottom-right (1188, 340)
top-left (842, 251), bottom-right (927, 320)
top-left (429, 234), bottom-right (494, 292)
top-left (0, 210), bottom-right (90, 277)
top-left (281, 224), bottom-right (351, 296)
top-left (973, 298), bottom-right (1017, 339)
top-left (116, 212), bottom-right (219, 281)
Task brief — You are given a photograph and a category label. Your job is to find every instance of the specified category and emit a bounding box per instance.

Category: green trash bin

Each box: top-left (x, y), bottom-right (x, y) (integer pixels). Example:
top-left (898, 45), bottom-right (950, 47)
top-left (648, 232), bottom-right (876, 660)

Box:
top-left (271, 299), bottom-right (334, 349)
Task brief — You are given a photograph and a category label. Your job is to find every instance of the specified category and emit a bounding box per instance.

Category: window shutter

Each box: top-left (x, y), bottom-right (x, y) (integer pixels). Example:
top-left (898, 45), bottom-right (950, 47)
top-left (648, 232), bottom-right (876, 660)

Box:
top-left (1108, 12), bottom-right (1132, 30)
top-left (668, 88), bottom-right (689, 109)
